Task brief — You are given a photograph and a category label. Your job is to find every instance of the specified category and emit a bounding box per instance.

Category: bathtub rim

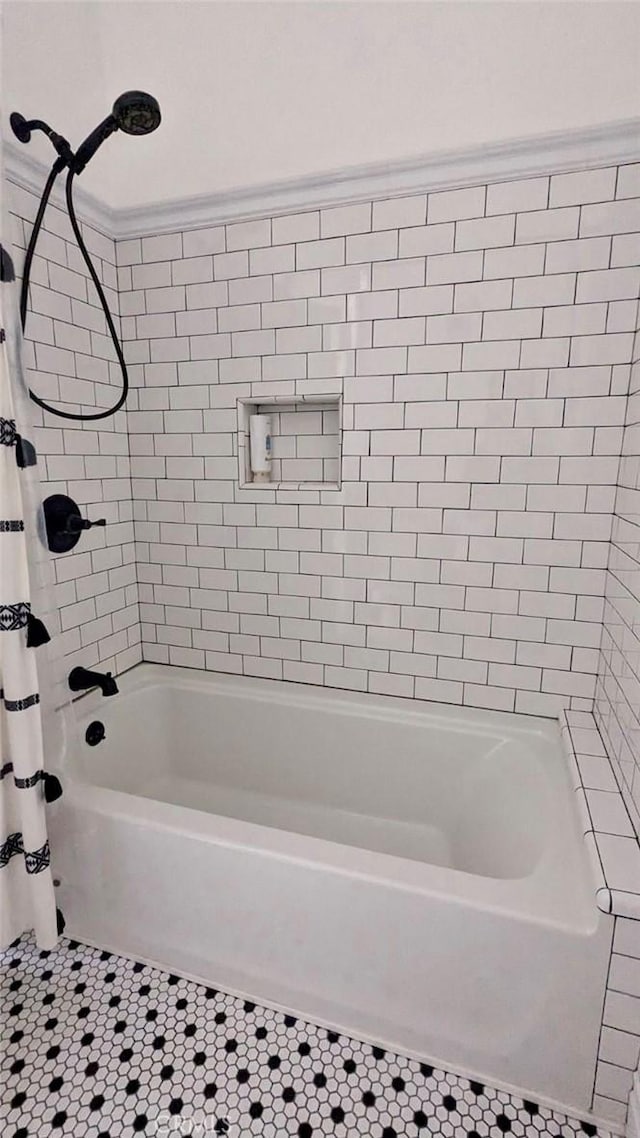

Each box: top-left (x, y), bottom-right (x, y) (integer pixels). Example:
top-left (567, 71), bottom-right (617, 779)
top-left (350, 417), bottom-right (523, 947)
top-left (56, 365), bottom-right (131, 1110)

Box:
top-left (70, 659), bottom-right (564, 743)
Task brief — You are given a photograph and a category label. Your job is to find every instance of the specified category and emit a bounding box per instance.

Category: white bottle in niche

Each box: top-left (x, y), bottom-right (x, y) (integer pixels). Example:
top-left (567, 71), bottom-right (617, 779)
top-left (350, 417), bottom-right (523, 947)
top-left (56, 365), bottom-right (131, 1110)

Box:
top-left (249, 414), bottom-right (272, 483)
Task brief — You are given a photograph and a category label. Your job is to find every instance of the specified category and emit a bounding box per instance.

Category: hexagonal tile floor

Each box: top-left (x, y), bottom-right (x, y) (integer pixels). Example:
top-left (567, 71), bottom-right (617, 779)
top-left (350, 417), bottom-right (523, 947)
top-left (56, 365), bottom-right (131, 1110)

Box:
top-left (1, 934), bottom-right (611, 1138)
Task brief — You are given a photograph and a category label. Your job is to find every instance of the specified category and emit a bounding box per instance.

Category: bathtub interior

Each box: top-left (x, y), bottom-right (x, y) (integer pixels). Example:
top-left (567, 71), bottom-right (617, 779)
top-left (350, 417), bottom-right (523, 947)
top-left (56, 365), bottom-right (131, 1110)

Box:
top-left (69, 667), bottom-right (564, 881)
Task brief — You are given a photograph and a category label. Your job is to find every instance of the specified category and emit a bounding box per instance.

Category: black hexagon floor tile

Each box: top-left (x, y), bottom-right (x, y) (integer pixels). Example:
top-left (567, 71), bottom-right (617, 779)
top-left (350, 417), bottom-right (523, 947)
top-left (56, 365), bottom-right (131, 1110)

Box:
top-left (1, 934), bottom-right (611, 1138)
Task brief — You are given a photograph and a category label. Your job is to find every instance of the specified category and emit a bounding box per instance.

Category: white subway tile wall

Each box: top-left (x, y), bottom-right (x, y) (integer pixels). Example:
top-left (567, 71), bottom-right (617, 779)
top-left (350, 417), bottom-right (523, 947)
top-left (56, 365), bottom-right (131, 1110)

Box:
top-left (595, 914), bottom-right (640, 1125)
top-left (596, 294), bottom-right (640, 823)
top-left (112, 165), bottom-right (639, 716)
top-left (7, 166), bottom-right (640, 724)
top-left (563, 711), bottom-right (640, 1124)
top-left (8, 183), bottom-right (141, 680)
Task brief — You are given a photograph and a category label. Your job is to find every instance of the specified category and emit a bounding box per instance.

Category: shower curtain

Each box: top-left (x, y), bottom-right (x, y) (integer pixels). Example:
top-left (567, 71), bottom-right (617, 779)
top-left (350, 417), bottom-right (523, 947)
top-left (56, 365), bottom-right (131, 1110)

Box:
top-left (0, 241), bottom-right (58, 950)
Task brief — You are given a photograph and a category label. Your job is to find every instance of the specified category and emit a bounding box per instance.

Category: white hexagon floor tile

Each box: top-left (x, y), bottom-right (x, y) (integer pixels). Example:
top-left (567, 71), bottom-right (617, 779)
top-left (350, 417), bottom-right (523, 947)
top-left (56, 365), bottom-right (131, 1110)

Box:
top-left (1, 934), bottom-right (612, 1138)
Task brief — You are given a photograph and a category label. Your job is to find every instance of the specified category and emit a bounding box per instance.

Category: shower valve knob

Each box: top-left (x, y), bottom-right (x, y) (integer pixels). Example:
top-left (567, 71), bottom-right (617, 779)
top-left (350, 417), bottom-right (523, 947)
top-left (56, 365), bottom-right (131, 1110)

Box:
top-left (43, 494), bottom-right (107, 553)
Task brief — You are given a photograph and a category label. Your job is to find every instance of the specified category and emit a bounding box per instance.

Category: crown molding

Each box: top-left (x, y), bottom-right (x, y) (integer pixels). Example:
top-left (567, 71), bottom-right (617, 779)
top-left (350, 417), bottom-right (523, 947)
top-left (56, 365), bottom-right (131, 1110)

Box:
top-left (2, 142), bottom-right (116, 237)
top-left (4, 118), bottom-right (640, 242)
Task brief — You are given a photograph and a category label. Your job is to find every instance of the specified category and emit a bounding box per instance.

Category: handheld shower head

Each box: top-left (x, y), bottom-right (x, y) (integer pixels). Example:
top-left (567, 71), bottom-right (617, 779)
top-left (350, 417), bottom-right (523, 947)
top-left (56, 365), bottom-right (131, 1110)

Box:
top-left (73, 90), bottom-right (161, 173)
top-left (112, 91), bottom-right (161, 135)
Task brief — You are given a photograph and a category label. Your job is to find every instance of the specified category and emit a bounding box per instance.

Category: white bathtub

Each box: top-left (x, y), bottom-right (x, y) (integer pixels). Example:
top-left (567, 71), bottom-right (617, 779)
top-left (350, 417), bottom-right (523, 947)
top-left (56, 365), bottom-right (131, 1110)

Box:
top-left (49, 663), bottom-right (612, 1115)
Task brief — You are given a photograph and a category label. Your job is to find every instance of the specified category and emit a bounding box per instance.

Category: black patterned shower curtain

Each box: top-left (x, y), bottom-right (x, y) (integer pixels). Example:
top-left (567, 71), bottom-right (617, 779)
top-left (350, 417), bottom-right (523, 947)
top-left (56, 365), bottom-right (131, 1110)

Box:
top-left (0, 240), bottom-right (58, 950)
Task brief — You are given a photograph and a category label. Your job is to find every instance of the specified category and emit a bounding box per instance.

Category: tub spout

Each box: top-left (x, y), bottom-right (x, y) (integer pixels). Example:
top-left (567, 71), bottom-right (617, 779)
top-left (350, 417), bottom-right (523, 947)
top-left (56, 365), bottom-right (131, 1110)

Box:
top-left (68, 666), bottom-right (118, 697)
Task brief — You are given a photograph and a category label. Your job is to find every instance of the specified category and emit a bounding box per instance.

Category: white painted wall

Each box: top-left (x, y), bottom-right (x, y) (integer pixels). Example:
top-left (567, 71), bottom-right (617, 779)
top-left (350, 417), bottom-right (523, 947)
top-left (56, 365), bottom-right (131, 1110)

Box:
top-left (1, 1), bottom-right (111, 193)
top-left (2, 0), bottom-right (640, 210)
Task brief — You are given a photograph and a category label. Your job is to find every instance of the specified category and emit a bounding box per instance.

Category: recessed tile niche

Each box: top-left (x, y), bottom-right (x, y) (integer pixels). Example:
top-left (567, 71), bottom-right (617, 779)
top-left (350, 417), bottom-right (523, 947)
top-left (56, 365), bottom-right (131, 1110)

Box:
top-left (237, 395), bottom-right (342, 490)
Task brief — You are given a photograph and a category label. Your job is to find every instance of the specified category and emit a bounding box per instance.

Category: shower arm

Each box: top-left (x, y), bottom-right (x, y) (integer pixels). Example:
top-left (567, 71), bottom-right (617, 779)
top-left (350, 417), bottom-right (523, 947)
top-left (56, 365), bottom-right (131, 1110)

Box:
top-left (10, 111), bottom-right (119, 176)
top-left (9, 112), bottom-right (76, 170)
top-left (12, 91), bottom-right (161, 180)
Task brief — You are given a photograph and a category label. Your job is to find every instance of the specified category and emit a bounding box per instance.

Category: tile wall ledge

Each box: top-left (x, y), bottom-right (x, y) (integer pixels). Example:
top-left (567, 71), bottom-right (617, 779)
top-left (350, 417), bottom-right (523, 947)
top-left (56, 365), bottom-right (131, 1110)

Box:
top-left (561, 710), bottom-right (640, 918)
top-left (4, 117), bottom-right (640, 240)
